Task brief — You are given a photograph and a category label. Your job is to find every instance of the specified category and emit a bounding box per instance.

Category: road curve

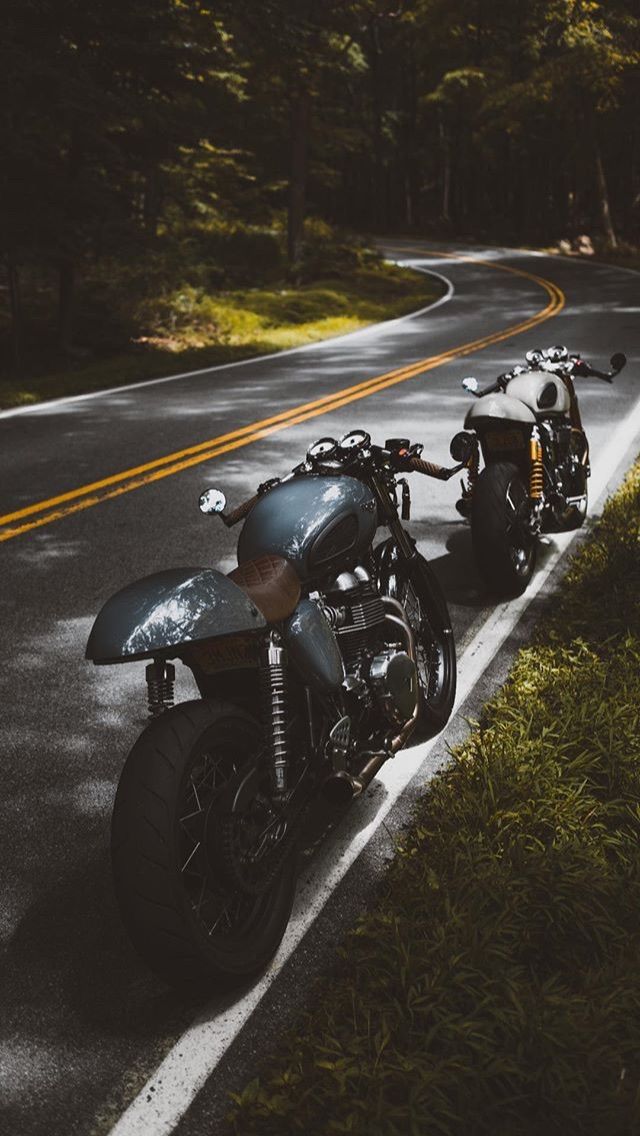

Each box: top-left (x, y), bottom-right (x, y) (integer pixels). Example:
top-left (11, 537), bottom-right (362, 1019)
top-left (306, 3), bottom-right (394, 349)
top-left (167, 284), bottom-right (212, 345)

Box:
top-left (1, 243), bottom-right (638, 1136)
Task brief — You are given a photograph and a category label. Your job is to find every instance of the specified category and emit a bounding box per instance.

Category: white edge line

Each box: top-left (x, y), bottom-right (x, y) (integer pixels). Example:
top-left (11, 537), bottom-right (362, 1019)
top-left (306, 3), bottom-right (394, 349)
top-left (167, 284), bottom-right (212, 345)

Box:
top-left (0, 268), bottom-right (453, 422)
top-left (107, 389), bottom-right (640, 1136)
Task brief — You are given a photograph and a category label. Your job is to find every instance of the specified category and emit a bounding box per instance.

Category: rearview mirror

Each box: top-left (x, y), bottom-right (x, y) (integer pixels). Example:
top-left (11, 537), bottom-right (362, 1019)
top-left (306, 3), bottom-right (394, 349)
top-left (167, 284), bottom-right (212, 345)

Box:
top-left (199, 487), bottom-right (227, 516)
top-left (450, 431), bottom-right (475, 463)
top-left (610, 352), bottom-right (626, 373)
top-left (462, 377), bottom-right (478, 394)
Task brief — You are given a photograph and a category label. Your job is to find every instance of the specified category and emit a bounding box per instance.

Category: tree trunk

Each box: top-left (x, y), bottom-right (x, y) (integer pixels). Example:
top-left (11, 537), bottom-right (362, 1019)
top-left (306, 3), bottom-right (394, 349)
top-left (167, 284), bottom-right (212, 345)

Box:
top-left (287, 85), bottom-right (310, 271)
top-left (369, 21), bottom-right (384, 230)
top-left (7, 256), bottom-right (22, 373)
top-left (594, 140), bottom-right (617, 249)
top-left (143, 165), bottom-right (160, 237)
top-left (58, 258), bottom-right (76, 353)
top-left (439, 114), bottom-right (451, 222)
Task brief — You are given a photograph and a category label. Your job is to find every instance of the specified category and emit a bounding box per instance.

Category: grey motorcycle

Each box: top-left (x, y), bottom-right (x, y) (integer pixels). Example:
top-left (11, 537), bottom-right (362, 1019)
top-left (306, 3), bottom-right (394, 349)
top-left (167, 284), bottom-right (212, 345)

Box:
top-left (450, 345), bottom-right (626, 596)
top-left (87, 429), bottom-right (462, 989)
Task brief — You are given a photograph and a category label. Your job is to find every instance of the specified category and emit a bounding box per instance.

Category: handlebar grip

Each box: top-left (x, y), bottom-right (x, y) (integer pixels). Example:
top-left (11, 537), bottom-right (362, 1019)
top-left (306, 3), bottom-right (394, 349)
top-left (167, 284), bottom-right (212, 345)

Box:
top-left (589, 368), bottom-right (613, 382)
top-left (408, 456), bottom-right (451, 481)
top-left (223, 493), bottom-right (259, 527)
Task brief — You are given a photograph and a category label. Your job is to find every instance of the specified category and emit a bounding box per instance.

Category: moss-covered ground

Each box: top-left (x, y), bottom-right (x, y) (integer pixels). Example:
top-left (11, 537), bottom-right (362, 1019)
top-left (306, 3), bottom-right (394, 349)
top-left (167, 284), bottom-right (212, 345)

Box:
top-left (228, 460), bottom-right (640, 1135)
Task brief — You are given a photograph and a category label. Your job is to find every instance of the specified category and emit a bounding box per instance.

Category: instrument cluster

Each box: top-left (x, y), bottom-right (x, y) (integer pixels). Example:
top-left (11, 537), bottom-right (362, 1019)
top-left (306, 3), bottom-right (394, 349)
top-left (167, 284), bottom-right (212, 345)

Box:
top-left (306, 429), bottom-right (371, 467)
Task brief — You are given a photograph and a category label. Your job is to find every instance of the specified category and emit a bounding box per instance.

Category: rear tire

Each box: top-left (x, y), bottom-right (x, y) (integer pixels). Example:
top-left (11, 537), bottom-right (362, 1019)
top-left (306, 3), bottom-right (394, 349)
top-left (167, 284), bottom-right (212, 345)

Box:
top-left (111, 699), bottom-right (296, 992)
top-left (472, 461), bottom-right (536, 596)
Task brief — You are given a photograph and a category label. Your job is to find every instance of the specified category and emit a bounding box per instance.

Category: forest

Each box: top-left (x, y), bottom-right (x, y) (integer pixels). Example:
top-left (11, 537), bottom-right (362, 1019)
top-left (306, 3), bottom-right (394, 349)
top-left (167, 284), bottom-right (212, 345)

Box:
top-left (1, 0), bottom-right (638, 395)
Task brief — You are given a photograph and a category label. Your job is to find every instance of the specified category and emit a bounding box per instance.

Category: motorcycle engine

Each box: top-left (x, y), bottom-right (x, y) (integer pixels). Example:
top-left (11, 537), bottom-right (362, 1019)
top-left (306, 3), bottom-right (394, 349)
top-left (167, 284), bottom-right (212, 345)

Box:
top-left (542, 421), bottom-right (588, 529)
top-left (320, 566), bottom-right (418, 732)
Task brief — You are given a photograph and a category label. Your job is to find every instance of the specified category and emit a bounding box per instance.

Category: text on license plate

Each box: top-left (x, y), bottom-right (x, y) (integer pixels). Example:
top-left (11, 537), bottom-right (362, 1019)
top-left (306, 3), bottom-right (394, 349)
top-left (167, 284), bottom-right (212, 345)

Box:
top-left (485, 430), bottom-right (524, 451)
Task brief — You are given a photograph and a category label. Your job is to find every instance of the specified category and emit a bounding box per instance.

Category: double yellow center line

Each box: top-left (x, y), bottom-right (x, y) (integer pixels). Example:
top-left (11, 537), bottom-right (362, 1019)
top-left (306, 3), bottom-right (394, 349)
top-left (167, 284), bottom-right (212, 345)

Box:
top-left (0, 252), bottom-right (564, 544)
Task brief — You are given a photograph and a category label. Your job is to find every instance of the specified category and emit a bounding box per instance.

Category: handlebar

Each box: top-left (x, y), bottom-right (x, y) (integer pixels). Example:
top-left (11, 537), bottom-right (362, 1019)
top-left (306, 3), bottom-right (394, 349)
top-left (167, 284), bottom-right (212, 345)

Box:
top-left (221, 493), bottom-right (259, 527)
top-left (466, 349), bottom-right (626, 397)
top-left (407, 455), bottom-right (461, 481)
top-left (572, 360), bottom-right (613, 382)
top-left (218, 448), bottom-right (464, 525)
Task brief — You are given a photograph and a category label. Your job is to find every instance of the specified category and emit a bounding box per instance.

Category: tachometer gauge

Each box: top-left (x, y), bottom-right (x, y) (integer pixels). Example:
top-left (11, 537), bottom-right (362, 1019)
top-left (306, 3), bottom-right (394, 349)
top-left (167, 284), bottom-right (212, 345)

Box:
top-left (307, 437), bottom-right (338, 463)
top-left (338, 429), bottom-right (371, 453)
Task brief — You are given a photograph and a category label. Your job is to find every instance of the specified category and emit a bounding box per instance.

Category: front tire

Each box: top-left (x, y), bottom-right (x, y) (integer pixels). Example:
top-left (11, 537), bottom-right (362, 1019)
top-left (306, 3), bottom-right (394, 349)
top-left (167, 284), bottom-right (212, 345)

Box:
top-left (397, 554), bottom-right (457, 742)
top-left (111, 699), bottom-right (296, 992)
top-left (472, 461), bottom-right (537, 596)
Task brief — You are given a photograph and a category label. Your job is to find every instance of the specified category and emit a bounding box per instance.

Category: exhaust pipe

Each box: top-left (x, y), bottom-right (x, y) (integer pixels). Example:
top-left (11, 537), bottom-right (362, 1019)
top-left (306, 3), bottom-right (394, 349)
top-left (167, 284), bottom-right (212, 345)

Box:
top-left (323, 750), bottom-right (390, 802)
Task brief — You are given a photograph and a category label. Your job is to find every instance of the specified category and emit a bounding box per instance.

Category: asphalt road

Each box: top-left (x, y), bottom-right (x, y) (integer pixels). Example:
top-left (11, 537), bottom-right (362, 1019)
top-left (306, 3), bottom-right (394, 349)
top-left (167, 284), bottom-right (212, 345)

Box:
top-left (1, 243), bottom-right (638, 1136)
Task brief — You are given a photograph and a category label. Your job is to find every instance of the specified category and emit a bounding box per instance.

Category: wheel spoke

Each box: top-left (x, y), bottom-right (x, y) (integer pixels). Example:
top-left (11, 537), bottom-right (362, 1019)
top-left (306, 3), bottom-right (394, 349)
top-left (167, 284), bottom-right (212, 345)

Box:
top-left (181, 840), bottom-right (201, 873)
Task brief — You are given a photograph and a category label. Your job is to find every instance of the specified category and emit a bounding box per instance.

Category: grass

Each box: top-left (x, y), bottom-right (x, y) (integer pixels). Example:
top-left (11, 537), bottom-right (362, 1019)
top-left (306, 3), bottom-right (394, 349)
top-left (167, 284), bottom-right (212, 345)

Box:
top-left (0, 260), bottom-right (440, 411)
top-left (226, 459), bottom-right (640, 1136)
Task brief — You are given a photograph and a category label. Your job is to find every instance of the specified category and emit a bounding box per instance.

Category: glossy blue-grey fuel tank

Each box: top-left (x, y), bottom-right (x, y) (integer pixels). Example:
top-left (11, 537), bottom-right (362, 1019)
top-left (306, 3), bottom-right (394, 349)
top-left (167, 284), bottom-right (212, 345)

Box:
top-left (86, 567), bottom-right (266, 664)
top-left (237, 475), bottom-right (377, 579)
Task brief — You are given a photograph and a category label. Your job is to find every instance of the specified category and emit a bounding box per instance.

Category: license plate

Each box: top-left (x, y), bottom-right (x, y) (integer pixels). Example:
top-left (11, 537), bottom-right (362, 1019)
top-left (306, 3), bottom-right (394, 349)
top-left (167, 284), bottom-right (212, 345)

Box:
top-left (484, 430), bottom-right (524, 451)
top-left (185, 634), bottom-right (258, 674)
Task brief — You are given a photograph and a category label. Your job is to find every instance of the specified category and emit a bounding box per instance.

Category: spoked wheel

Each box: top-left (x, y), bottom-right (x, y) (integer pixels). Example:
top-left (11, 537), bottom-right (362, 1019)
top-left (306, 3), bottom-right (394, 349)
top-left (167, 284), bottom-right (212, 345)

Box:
top-left (395, 553), bottom-right (457, 742)
top-left (472, 461), bottom-right (537, 596)
top-left (111, 700), bottom-right (297, 992)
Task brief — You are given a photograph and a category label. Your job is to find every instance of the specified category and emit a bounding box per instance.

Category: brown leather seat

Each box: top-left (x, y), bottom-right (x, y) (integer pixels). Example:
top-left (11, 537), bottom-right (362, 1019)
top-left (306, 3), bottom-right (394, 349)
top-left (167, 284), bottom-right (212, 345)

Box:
top-left (228, 555), bottom-right (301, 624)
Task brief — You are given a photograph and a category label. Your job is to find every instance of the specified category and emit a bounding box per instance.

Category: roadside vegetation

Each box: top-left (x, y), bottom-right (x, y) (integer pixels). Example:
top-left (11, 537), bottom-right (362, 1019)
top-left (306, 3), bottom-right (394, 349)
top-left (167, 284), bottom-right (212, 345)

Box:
top-left (228, 458), bottom-right (640, 1135)
top-left (0, 227), bottom-right (437, 409)
top-left (3, 2), bottom-right (639, 405)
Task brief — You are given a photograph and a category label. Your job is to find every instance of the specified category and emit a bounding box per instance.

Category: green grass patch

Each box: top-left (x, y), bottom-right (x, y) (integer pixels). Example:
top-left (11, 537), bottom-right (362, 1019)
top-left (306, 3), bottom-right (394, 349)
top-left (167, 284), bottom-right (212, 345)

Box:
top-left (0, 260), bottom-right (439, 410)
top-left (227, 462), bottom-right (640, 1135)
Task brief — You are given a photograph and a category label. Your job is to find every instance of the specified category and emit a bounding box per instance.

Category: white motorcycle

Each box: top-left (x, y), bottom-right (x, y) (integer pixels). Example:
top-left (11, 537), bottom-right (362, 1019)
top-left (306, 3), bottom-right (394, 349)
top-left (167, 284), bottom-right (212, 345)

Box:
top-left (449, 345), bottom-right (627, 595)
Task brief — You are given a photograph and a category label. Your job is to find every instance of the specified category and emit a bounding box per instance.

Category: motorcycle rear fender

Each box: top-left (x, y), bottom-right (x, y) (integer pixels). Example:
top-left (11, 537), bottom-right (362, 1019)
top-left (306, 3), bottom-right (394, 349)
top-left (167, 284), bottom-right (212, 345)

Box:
top-left (86, 567), bottom-right (266, 665)
top-left (464, 393), bottom-right (535, 429)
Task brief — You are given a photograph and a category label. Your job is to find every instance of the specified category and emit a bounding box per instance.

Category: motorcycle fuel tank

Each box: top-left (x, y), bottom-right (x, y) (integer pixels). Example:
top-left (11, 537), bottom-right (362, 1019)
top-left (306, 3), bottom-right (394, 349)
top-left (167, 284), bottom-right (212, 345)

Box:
top-left (506, 371), bottom-right (571, 415)
top-left (237, 474), bottom-right (377, 580)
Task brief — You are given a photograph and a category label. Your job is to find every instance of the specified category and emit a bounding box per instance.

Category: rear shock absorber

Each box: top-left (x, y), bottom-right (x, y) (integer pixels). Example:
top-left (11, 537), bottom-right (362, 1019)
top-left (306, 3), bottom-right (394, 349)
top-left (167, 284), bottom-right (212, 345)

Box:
top-left (260, 631), bottom-right (289, 797)
top-left (465, 442), bottom-right (479, 497)
top-left (145, 658), bottom-right (175, 716)
top-left (529, 426), bottom-right (544, 501)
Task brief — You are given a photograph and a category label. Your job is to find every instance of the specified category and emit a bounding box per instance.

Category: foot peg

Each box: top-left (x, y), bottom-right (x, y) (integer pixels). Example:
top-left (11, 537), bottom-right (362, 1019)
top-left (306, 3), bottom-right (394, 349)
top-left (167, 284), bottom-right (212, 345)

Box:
top-left (326, 715), bottom-right (351, 769)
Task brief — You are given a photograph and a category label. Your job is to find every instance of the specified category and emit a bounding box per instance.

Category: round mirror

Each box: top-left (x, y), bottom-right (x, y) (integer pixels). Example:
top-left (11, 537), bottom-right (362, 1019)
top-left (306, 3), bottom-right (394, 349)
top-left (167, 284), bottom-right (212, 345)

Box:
top-left (450, 431), bottom-right (475, 463)
top-left (199, 487), bottom-right (227, 516)
top-left (462, 376), bottom-right (478, 394)
top-left (610, 352), bottom-right (627, 373)
top-left (525, 348), bottom-right (543, 366)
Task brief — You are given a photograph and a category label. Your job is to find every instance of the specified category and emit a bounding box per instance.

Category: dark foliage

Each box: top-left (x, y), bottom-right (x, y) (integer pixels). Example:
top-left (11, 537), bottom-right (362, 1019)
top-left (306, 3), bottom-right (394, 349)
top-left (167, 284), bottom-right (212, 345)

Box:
top-left (1, 0), bottom-right (638, 369)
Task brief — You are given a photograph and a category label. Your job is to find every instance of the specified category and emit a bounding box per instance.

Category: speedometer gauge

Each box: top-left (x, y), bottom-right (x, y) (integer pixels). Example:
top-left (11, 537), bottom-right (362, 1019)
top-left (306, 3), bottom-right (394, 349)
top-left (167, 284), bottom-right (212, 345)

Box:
top-left (338, 429), bottom-right (371, 452)
top-left (307, 437), bottom-right (338, 462)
